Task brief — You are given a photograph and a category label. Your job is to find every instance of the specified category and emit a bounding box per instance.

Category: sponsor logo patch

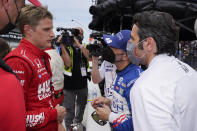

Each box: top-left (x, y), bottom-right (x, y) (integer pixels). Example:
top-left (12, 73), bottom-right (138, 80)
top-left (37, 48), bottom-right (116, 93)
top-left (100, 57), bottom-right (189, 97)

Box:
top-left (37, 67), bottom-right (46, 73)
top-left (38, 80), bottom-right (51, 100)
top-left (127, 78), bottom-right (137, 87)
top-left (112, 96), bottom-right (124, 113)
top-left (121, 83), bottom-right (126, 87)
top-left (118, 77), bottom-right (123, 85)
top-left (26, 113), bottom-right (45, 127)
top-left (34, 59), bottom-right (42, 68)
top-left (119, 88), bottom-right (124, 95)
top-left (105, 69), bottom-right (112, 72)
top-left (14, 70), bottom-right (24, 74)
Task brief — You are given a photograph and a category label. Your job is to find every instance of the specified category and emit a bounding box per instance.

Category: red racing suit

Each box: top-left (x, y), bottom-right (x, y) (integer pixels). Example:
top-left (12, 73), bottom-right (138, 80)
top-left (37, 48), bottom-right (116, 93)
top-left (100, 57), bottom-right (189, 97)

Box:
top-left (4, 39), bottom-right (58, 131)
top-left (0, 62), bottom-right (26, 131)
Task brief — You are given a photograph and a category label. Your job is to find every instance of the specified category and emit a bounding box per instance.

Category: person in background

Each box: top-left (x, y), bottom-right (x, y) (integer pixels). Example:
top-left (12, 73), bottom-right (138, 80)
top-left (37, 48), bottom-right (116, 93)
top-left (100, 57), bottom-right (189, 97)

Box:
top-left (0, 0), bottom-right (41, 130)
top-left (128, 11), bottom-right (197, 131)
top-left (45, 35), bottom-right (71, 105)
top-left (63, 27), bottom-right (91, 130)
top-left (4, 5), bottom-right (66, 131)
top-left (0, 37), bottom-right (25, 131)
top-left (91, 30), bottom-right (143, 131)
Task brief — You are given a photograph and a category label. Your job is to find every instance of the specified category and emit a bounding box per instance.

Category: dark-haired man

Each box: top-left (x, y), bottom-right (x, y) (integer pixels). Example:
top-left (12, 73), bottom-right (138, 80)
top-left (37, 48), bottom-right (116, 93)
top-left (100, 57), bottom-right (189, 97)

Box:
top-left (128, 11), bottom-right (197, 131)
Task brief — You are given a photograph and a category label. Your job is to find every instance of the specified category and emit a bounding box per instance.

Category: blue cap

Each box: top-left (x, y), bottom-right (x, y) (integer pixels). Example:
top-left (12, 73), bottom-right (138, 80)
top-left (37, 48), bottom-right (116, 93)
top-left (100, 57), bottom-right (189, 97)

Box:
top-left (103, 30), bottom-right (131, 52)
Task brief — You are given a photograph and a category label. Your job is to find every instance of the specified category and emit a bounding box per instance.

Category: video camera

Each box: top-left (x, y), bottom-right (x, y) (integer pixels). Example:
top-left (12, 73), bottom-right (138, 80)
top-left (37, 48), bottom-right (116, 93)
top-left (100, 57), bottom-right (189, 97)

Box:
top-left (86, 31), bottom-right (110, 57)
top-left (90, 32), bottom-right (104, 42)
top-left (52, 27), bottom-right (80, 46)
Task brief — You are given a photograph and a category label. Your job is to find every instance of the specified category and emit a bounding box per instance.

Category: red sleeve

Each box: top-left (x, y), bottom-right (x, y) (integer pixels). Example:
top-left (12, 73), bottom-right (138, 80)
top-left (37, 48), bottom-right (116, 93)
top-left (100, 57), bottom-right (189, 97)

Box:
top-left (26, 108), bottom-right (57, 129)
top-left (0, 69), bottom-right (26, 131)
top-left (6, 57), bottom-right (57, 129)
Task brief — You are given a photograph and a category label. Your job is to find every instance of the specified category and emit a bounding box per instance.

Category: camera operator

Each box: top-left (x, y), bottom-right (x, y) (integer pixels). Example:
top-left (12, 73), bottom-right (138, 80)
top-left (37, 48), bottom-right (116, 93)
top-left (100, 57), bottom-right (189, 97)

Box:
top-left (59, 36), bottom-right (72, 68)
top-left (62, 27), bottom-right (91, 130)
top-left (88, 32), bottom-right (113, 97)
top-left (91, 41), bottom-right (116, 100)
top-left (45, 35), bottom-right (71, 106)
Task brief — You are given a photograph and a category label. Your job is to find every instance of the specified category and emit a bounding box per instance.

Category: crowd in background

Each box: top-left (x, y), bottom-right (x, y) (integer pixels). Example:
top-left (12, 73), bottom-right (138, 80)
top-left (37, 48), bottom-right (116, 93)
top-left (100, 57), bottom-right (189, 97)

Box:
top-left (176, 40), bottom-right (197, 69)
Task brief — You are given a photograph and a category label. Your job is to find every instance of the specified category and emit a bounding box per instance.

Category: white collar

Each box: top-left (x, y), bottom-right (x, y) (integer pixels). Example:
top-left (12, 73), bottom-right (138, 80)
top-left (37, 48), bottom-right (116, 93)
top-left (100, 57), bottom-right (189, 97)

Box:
top-left (148, 54), bottom-right (169, 68)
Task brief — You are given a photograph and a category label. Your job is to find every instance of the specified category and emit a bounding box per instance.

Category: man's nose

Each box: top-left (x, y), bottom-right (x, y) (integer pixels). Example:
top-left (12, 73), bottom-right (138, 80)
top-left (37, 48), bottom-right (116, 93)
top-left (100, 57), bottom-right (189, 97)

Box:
top-left (50, 30), bottom-right (55, 38)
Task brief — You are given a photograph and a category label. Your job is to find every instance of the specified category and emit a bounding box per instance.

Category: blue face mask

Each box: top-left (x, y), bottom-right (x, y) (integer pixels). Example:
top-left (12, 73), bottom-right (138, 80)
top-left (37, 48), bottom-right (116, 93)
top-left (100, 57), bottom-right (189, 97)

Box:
top-left (126, 39), bottom-right (146, 65)
top-left (126, 41), bottom-right (141, 65)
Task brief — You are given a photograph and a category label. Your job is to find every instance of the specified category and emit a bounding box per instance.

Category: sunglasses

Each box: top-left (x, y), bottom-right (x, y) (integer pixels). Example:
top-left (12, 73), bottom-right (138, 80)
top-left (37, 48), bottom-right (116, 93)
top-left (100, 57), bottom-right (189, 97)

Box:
top-left (91, 111), bottom-right (107, 126)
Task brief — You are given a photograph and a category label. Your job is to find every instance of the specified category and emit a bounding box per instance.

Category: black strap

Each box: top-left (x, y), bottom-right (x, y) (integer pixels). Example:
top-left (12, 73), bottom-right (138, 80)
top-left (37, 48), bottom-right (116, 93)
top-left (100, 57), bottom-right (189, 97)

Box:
top-left (0, 58), bottom-right (19, 80)
top-left (54, 90), bottom-right (63, 99)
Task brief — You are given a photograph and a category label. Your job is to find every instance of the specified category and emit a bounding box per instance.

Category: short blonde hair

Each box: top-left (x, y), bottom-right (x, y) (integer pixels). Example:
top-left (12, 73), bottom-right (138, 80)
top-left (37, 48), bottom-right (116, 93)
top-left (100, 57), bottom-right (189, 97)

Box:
top-left (18, 4), bottom-right (53, 36)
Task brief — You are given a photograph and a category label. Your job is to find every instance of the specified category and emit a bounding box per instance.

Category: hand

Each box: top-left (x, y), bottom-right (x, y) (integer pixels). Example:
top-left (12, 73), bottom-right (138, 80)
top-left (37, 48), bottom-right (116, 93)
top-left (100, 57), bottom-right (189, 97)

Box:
top-left (96, 104), bottom-right (111, 121)
top-left (57, 35), bottom-right (63, 43)
top-left (73, 37), bottom-right (81, 48)
top-left (56, 105), bottom-right (66, 122)
top-left (58, 123), bottom-right (66, 131)
top-left (91, 96), bottom-right (110, 109)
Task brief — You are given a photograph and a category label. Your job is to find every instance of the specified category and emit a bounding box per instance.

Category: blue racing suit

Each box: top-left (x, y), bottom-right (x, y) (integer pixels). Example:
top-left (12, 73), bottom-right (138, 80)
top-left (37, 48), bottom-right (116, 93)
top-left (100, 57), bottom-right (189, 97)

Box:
top-left (109, 64), bottom-right (143, 131)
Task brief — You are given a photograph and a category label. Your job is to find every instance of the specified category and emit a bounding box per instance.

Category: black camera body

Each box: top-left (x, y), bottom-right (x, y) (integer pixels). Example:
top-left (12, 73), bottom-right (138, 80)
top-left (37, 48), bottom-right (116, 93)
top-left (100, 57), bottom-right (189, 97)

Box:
top-left (90, 32), bottom-right (104, 42)
top-left (53, 27), bottom-right (80, 46)
top-left (87, 32), bottom-right (110, 57)
top-left (86, 42), bottom-right (104, 57)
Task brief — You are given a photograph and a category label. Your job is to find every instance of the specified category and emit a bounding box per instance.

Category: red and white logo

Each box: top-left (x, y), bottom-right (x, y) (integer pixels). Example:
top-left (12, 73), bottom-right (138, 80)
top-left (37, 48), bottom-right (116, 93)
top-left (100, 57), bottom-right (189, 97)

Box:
top-left (26, 113), bottom-right (45, 127)
top-left (38, 80), bottom-right (51, 100)
top-left (34, 59), bottom-right (42, 68)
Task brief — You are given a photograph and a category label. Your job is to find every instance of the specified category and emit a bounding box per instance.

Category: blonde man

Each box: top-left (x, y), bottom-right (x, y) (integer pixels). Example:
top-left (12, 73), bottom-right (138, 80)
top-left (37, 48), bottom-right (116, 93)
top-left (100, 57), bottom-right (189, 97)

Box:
top-left (0, 0), bottom-right (40, 131)
top-left (5, 5), bottom-right (66, 131)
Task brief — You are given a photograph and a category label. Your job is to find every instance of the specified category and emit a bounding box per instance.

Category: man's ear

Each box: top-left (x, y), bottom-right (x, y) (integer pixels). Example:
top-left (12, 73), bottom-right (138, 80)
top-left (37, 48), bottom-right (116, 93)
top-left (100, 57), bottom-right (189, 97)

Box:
top-left (2, 0), bottom-right (8, 8)
top-left (24, 25), bottom-right (33, 36)
top-left (145, 37), bottom-right (156, 52)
